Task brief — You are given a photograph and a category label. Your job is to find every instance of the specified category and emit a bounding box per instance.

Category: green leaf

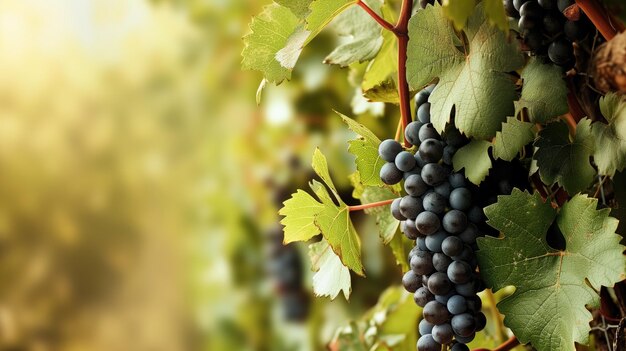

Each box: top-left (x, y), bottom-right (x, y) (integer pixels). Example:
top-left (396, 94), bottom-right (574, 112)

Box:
top-left (407, 2), bottom-right (524, 139)
top-left (477, 189), bottom-right (626, 351)
top-left (493, 116), bottom-right (536, 161)
top-left (515, 57), bottom-right (569, 123)
top-left (592, 93), bottom-right (626, 176)
top-left (338, 113), bottom-right (386, 187)
top-left (279, 189), bottom-right (325, 243)
top-left (324, 0), bottom-right (383, 67)
top-left (362, 24), bottom-right (397, 92)
top-left (312, 147), bottom-right (341, 199)
top-left (442, 0), bottom-right (477, 30)
top-left (275, 0), bottom-right (312, 18)
top-left (360, 186), bottom-right (399, 244)
top-left (388, 233), bottom-right (412, 272)
top-left (363, 80), bottom-right (401, 103)
top-left (452, 140), bottom-right (493, 184)
top-left (242, 4), bottom-right (304, 84)
top-left (305, 0), bottom-right (358, 45)
top-left (309, 239), bottom-right (352, 299)
top-left (482, 0), bottom-right (509, 32)
top-left (533, 119), bottom-right (595, 194)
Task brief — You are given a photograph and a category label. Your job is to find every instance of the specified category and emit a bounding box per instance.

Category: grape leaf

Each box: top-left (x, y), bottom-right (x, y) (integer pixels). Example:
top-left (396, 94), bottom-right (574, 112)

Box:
top-left (279, 149), bottom-right (364, 277)
top-left (362, 23), bottom-right (397, 92)
top-left (533, 119), bottom-right (595, 195)
top-left (442, 0), bottom-right (477, 30)
top-left (305, 0), bottom-right (358, 44)
top-left (482, 0), bottom-right (509, 32)
top-left (339, 112), bottom-right (386, 187)
top-left (363, 81), bottom-right (401, 103)
top-left (309, 239), bottom-right (352, 299)
top-left (452, 140), bottom-right (493, 184)
top-left (275, 0), bottom-right (312, 18)
top-left (242, 4), bottom-right (304, 83)
top-left (515, 57), bottom-right (569, 123)
top-left (388, 233), bottom-right (412, 272)
top-left (324, 0), bottom-right (384, 67)
top-left (592, 93), bottom-right (626, 176)
top-left (493, 116), bottom-right (536, 161)
top-left (477, 189), bottom-right (626, 351)
top-left (407, 2), bottom-right (524, 140)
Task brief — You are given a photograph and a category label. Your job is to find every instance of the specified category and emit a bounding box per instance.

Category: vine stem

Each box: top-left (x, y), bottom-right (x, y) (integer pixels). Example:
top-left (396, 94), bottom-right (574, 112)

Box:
top-left (575, 0), bottom-right (621, 40)
top-left (348, 198), bottom-right (394, 211)
top-left (357, 0), bottom-right (413, 147)
top-left (472, 336), bottom-right (520, 351)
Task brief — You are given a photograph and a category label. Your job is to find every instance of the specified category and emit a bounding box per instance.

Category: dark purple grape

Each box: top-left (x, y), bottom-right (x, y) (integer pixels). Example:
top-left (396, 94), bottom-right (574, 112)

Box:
top-left (417, 334), bottom-right (441, 351)
top-left (434, 182), bottom-right (452, 198)
top-left (419, 318), bottom-right (434, 335)
top-left (418, 102), bottom-right (431, 124)
top-left (378, 139), bottom-right (402, 162)
top-left (415, 90), bottom-right (430, 108)
top-left (443, 210), bottom-right (468, 234)
top-left (406, 121), bottom-right (424, 146)
top-left (416, 211), bottom-right (441, 235)
top-left (455, 281), bottom-right (477, 297)
top-left (557, 0), bottom-right (573, 12)
top-left (543, 15), bottom-right (563, 35)
top-left (395, 151), bottom-right (417, 172)
top-left (449, 187), bottom-right (472, 211)
top-left (449, 173), bottom-right (466, 188)
top-left (455, 332), bottom-right (476, 344)
top-left (442, 236), bottom-right (464, 257)
top-left (448, 261), bottom-right (472, 285)
top-left (519, 1), bottom-right (542, 17)
top-left (421, 163), bottom-right (447, 186)
top-left (433, 252), bottom-right (452, 272)
top-left (548, 39), bottom-right (573, 66)
top-left (432, 323), bottom-right (454, 344)
top-left (391, 198), bottom-right (405, 221)
top-left (425, 230), bottom-right (448, 253)
top-left (447, 295), bottom-right (467, 315)
top-left (451, 342), bottom-right (470, 351)
top-left (465, 296), bottom-right (482, 313)
top-left (427, 272), bottom-right (452, 295)
top-left (380, 162), bottom-right (403, 185)
top-left (411, 250), bottom-right (435, 275)
top-left (435, 292), bottom-right (455, 304)
top-left (475, 312), bottom-right (487, 331)
top-left (451, 313), bottom-right (476, 337)
top-left (400, 195), bottom-right (423, 219)
top-left (419, 123), bottom-right (441, 142)
top-left (423, 300), bottom-right (450, 325)
top-left (403, 270), bottom-right (421, 293)
top-left (417, 236), bottom-right (428, 250)
top-left (458, 224), bottom-right (478, 244)
top-left (405, 174), bottom-right (428, 197)
top-left (415, 286), bottom-right (435, 307)
top-left (525, 31), bottom-right (544, 52)
top-left (419, 139), bottom-right (444, 163)
top-left (538, 0), bottom-right (555, 10)
top-left (442, 145), bottom-right (457, 165)
top-left (403, 219), bottom-right (420, 240)
top-left (519, 15), bottom-right (539, 32)
top-left (504, 0), bottom-right (518, 17)
top-left (513, 0), bottom-right (530, 11)
top-left (422, 192), bottom-right (446, 215)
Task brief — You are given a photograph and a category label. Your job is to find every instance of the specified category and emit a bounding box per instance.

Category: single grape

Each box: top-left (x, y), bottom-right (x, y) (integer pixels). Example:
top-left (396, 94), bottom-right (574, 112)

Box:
top-left (414, 286), bottom-right (435, 307)
top-left (452, 245), bottom-right (474, 263)
top-left (402, 270), bottom-right (421, 293)
top-left (519, 15), bottom-right (539, 32)
top-left (465, 296), bottom-right (482, 313)
top-left (442, 145), bottom-right (456, 165)
top-left (418, 102), bottom-right (431, 123)
top-left (404, 174), bottom-right (427, 197)
top-left (458, 224), bottom-right (478, 244)
top-left (419, 318), bottom-right (434, 335)
top-left (449, 187), bottom-right (472, 211)
top-left (416, 211), bottom-right (441, 235)
top-left (447, 261), bottom-right (473, 285)
top-left (421, 163), bottom-right (447, 186)
top-left (519, 1), bottom-right (542, 17)
top-left (434, 182), bottom-right (452, 198)
top-left (402, 219), bottom-right (420, 240)
top-left (435, 292), bottom-right (455, 304)
top-left (432, 323), bottom-right (454, 344)
top-left (427, 272), bottom-right (453, 295)
top-left (405, 121), bottom-right (424, 146)
top-left (378, 139), bottom-right (402, 162)
top-left (409, 245), bottom-right (420, 259)
top-left (425, 230), bottom-right (448, 253)
top-left (395, 151), bottom-right (417, 172)
top-left (419, 123), bottom-right (441, 142)
top-left (442, 235), bottom-right (464, 257)
top-left (503, 0), bottom-right (518, 16)
top-left (454, 332), bottom-right (476, 344)
top-left (380, 162), bottom-right (403, 185)
top-left (417, 236), bottom-right (428, 250)
top-left (451, 342), bottom-right (470, 351)
top-left (449, 173), bottom-right (466, 188)
top-left (525, 31), bottom-right (544, 52)
top-left (415, 90), bottom-right (430, 108)
top-left (475, 312), bottom-right (487, 331)
top-left (400, 195), bottom-right (424, 219)
top-left (455, 281), bottom-right (477, 297)
top-left (423, 300), bottom-right (450, 325)
top-left (513, 0), bottom-right (530, 11)
top-left (543, 15), bottom-right (563, 35)
top-left (422, 274), bottom-right (430, 287)
top-left (411, 250), bottom-right (435, 275)
top-left (557, 0), bottom-right (573, 12)
top-left (422, 192), bottom-right (446, 215)
top-left (416, 334), bottom-right (441, 351)
top-left (443, 210), bottom-right (468, 234)
top-left (419, 138), bottom-right (444, 163)
top-left (447, 295), bottom-right (467, 315)
top-left (548, 39), bottom-right (573, 66)
top-left (538, 0), bottom-right (555, 10)
top-left (451, 313), bottom-right (477, 337)
top-left (432, 252), bottom-right (452, 272)
top-left (391, 198), bottom-right (405, 221)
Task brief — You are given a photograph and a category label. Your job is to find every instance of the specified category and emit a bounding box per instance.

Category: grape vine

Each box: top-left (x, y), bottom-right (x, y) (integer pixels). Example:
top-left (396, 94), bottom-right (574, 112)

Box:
top-left (243, 0), bottom-right (626, 350)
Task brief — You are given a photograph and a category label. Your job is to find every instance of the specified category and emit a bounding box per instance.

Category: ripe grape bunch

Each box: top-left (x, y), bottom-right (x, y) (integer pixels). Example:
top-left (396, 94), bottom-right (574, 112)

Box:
top-left (379, 86), bottom-right (486, 351)
top-left (504, 0), bottom-right (594, 67)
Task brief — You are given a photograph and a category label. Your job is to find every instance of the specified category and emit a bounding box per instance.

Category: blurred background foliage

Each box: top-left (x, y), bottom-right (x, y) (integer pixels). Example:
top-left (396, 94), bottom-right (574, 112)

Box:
top-left (0, 0), bottom-right (410, 350)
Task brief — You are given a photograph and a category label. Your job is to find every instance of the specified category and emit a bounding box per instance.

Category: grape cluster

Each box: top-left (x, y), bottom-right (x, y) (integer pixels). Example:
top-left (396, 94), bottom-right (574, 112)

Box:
top-left (267, 224), bottom-right (310, 321)
top-left (504, 0), bottom-right (593, 67)
top-left (379, 86), bottom-right (485, 351)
